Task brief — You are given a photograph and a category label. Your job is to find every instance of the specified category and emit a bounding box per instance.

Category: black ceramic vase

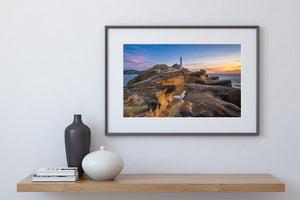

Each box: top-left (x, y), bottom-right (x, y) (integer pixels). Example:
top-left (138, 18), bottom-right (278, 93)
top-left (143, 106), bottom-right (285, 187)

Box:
top-left (65, 114), bottom-right (91, 176)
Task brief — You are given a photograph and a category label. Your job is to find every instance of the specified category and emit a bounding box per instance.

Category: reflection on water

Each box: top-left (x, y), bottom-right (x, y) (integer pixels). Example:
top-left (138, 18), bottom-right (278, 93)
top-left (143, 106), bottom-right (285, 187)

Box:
top-left (173, 91), bottom-right (186, 99)
top-left (172, 85), bottom-right (189, 99)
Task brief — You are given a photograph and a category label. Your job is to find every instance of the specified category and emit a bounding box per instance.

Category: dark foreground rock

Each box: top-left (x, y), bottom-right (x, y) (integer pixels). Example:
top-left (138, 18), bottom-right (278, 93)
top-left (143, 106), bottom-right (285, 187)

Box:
top-left (206, 80), bottom-right (232, 87)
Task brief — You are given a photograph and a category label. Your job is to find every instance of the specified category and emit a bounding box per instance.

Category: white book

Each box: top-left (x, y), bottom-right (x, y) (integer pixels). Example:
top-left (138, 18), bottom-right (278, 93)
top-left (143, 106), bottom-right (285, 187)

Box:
top-left (37, 167), bottom-right (78, 176)
top-left (32, 172), bottom-right (79, 182)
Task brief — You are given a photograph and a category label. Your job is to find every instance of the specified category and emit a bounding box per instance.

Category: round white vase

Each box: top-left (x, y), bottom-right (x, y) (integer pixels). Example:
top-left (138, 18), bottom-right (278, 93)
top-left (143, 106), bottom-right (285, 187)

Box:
top-left (82, 146), bottom-right (123, 181)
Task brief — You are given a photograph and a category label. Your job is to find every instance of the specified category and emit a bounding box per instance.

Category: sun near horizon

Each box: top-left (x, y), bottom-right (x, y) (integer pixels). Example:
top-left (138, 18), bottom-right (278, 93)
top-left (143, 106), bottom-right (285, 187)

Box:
top-left (186, 60), bottom-right (241, 74)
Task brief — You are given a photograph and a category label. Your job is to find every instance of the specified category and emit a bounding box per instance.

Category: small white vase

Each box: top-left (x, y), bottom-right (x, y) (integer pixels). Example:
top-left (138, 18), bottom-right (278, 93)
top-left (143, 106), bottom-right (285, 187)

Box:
top-left (82, 146), bottom-right (123, 181)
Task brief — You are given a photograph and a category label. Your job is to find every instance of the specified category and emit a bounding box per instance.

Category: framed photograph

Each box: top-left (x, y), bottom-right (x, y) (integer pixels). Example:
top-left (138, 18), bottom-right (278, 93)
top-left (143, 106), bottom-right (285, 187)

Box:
top-left (105, 26), bottom-right (259, 136)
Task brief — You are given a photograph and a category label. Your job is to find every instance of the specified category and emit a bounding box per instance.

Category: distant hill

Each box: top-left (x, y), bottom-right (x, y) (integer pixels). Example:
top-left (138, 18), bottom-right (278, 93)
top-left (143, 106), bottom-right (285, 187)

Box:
top-left (124, 70), bottom-right (144, 75)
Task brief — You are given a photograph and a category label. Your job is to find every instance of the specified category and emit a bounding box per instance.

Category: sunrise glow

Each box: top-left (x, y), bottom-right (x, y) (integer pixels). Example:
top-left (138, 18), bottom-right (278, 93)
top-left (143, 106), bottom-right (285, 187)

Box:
top-left (124, 44), bottom-right (241, 74)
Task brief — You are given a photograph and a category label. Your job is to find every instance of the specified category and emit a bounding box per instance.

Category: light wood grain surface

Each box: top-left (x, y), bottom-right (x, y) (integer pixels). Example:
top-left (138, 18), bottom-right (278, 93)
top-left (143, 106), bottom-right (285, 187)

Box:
top-left (17, 174), bottom-right (285, 192)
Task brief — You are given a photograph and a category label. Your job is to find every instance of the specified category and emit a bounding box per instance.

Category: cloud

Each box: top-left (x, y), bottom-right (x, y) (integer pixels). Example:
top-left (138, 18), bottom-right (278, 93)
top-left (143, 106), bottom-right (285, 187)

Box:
top-left (124, 53), bottom-right (151, 64)
top-left (123, 53), bottom-right (152, 70)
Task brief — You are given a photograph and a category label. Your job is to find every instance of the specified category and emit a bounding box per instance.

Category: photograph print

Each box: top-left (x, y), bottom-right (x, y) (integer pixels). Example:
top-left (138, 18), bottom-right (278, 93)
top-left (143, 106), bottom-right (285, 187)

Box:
top-left (123, 44), bottom-right (241, 118)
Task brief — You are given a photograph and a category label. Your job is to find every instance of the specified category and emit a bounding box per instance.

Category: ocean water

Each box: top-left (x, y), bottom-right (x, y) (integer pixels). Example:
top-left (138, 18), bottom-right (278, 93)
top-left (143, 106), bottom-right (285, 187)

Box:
top-left (124, 74), bottom-right (138, 86)
top-left (124, 74), bottom-right (241, 88)
top-left (208, 74), bottom-right (241, 88)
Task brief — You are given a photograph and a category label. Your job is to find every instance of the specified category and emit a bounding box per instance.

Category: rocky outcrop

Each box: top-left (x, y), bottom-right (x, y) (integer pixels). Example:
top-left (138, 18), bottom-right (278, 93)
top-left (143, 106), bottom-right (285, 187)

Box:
top-left (124, 65), bottom-right (241, 117)
top-left (206, 80), bottom-right (232, 87)
top-left (206, 76), bottom-right (219, 81)
top-left (182, 85), bottom-right (240, 116)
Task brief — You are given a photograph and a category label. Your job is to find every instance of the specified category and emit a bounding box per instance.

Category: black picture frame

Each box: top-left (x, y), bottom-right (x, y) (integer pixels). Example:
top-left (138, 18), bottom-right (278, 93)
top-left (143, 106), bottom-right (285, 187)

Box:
top-left (105, 26), bottom-right (259, 136)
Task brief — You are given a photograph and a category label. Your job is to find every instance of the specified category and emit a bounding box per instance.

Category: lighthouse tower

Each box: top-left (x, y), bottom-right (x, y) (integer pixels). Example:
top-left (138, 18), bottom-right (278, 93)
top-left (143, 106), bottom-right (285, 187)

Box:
top-left (179, 57), bottom-right (183, 69)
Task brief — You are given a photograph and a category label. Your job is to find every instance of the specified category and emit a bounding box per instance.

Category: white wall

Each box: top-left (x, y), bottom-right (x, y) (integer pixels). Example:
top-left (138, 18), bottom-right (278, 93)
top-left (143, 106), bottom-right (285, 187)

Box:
top-left (1, 0), bottom-right (299, 199)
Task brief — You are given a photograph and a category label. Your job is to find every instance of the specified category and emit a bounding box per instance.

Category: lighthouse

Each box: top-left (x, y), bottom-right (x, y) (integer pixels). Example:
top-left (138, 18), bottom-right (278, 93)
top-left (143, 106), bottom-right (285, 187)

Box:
top-left (179, 57), bottom-right (182, 69)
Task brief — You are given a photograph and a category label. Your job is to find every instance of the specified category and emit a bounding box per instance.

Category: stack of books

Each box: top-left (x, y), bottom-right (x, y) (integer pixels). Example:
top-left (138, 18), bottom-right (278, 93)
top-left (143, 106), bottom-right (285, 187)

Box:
top-left (32, 167), bottom-right (79, 182)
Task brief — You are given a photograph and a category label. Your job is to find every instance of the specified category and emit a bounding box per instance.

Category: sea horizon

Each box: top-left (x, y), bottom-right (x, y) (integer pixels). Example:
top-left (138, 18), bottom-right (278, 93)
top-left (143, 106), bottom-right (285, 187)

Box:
top-left (124, 69), bottom-right (241, 75)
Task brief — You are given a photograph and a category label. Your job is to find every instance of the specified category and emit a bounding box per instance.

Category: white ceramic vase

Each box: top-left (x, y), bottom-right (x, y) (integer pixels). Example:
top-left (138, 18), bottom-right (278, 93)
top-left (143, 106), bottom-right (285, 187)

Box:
top-left (82, 146), bottom-right (123, 181)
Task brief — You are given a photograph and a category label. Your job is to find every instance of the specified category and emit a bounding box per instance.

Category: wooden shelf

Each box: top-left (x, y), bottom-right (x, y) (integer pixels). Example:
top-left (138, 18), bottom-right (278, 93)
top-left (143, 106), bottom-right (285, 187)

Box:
top-left (17, 174), bottom-right (285, 192)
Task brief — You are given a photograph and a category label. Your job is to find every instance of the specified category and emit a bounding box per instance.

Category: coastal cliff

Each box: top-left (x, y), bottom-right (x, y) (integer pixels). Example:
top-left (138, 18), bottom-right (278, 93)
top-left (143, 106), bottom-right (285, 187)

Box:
top-left (124, 64), bottom-right (241, 117)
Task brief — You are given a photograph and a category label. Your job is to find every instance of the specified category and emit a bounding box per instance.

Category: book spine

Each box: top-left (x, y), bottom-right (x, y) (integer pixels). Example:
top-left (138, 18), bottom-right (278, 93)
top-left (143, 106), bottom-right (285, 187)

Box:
top-left (32, 173), bottom-right (78, 182)
top-left (36, 171), bottom-right (76, 176)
